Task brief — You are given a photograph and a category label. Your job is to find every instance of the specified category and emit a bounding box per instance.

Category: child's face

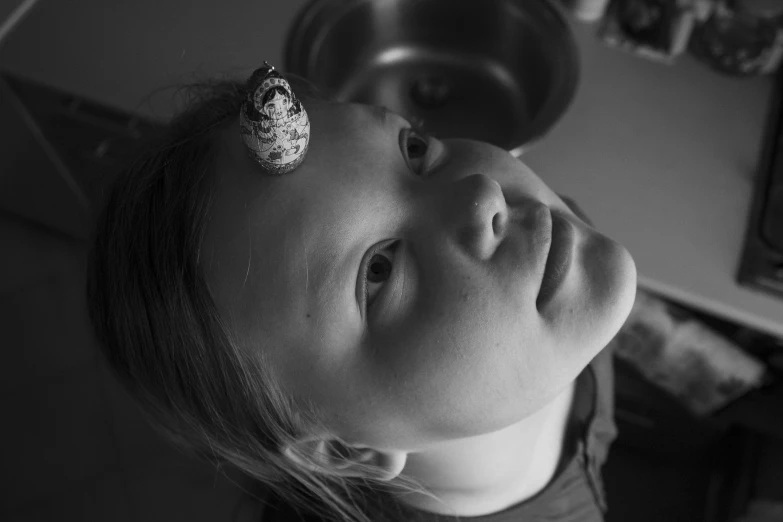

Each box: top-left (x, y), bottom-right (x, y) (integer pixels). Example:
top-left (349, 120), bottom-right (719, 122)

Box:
top-left (203, 100), bottom-right (636, 451)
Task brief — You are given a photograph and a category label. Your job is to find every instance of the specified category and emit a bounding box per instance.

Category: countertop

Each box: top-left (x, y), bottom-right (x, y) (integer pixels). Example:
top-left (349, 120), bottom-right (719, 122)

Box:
top-left (1, 0), bottom-right (780, 338)
top-left (523, 23), bottom-right (781, 340)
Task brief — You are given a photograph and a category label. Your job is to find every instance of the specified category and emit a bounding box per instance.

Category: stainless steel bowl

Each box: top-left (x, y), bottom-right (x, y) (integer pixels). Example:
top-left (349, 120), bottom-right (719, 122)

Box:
top-left (285, 0), bottom-right (580, 156)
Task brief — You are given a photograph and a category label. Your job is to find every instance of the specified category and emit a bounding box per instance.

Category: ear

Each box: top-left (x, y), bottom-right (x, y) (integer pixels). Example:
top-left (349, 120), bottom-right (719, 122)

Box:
top-left (281, 436), bottom-right (407, 481)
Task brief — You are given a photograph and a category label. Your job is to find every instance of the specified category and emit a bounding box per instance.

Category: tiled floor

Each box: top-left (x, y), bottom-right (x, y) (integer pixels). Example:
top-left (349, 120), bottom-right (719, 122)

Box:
top-left (0, 212), bottom-right (265, 521)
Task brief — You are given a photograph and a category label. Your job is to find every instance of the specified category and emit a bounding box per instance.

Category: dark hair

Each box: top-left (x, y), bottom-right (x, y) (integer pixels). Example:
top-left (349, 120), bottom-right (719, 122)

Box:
top-left (262, 85), bottom-right (291, 105)
top-left (86, 77), bottom-right (431, 522)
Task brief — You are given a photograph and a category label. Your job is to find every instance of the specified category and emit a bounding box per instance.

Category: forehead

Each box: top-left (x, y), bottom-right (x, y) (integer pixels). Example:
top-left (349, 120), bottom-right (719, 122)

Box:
top-left (200, 101), bottom-right (398, 361)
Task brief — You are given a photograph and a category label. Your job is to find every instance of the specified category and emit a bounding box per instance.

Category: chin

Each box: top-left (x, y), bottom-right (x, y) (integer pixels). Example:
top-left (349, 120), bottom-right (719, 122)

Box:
top-left (597, 240), bottom-right (638, 348)
top-left (569, 228), bottom-right (636, 352)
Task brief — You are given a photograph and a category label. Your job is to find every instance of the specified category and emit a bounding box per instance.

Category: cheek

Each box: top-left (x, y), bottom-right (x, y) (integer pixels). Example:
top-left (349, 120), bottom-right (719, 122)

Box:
top-left (371, 272), bottom-right (561, 436)
top-left (377, 325), bottom-right (567, 439)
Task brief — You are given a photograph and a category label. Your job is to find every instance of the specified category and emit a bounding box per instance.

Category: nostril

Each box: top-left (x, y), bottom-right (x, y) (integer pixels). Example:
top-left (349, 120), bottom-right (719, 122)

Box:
top-left (492, 211), bottom-right (506, 236)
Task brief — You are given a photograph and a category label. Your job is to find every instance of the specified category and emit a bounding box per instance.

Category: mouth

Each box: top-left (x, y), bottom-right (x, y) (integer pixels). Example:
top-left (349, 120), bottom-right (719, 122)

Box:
top-left (536, 210), bottom-right (574, 310)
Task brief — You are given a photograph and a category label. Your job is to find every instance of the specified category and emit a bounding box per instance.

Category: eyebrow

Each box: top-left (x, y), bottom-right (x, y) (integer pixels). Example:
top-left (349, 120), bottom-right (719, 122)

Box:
top-left (345, 105), bottom-right (399, 314)
top-left (308, 105), bottom-right (400, 315)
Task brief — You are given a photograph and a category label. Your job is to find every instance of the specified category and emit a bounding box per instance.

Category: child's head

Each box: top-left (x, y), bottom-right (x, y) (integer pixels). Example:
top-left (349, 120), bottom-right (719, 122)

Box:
top-left (258, 86), bottom-right (291, 120)
top-left (87, 75), bottom-right (636, 522)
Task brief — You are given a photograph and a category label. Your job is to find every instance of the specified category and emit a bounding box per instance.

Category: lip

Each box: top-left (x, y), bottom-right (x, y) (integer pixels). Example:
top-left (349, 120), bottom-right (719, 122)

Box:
top-left (536, 210), bottom-right (574, 310)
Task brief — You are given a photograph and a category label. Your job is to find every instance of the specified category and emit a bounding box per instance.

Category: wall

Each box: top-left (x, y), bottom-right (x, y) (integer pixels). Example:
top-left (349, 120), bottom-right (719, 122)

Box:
top-left (0, 0), bottom-right (307, 120)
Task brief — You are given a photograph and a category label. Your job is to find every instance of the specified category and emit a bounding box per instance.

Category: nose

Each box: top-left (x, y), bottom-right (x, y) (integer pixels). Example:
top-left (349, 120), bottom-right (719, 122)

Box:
top-left (449, 174), bottom-right (508, 259)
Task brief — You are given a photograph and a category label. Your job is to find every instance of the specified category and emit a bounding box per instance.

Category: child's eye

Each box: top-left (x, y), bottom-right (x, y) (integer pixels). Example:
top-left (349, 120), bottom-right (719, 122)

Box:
top-left (401, 128), bottom-right (431, 175)
top-left (363, 242), bottom-right (397, 308)
top-left (407, 132), bottom-right (428, 160)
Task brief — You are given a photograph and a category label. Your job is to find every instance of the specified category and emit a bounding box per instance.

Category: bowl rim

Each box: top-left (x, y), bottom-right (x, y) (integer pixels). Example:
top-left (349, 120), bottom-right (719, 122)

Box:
top-left (284, 0), bottom-right (580, 154)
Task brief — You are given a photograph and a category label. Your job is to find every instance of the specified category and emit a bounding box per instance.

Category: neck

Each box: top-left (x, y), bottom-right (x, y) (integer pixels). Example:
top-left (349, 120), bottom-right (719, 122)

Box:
top-left (397, 381), bottom-right (576, 517)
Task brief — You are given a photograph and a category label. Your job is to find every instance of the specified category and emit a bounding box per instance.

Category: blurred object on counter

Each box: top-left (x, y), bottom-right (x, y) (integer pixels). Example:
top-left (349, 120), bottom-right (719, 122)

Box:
top-left (607, 289), bottom-right (771, 417)
top-left (732, 499), bottom-right (783, 522)
top-left (689, 0), bottom-right (783, 76)
top-left (560, 0), bottom-right (612, 22)
top-left (599, 0), bottom-right (697, 63)
top-left (738, 0), bottom-right (783, 19)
